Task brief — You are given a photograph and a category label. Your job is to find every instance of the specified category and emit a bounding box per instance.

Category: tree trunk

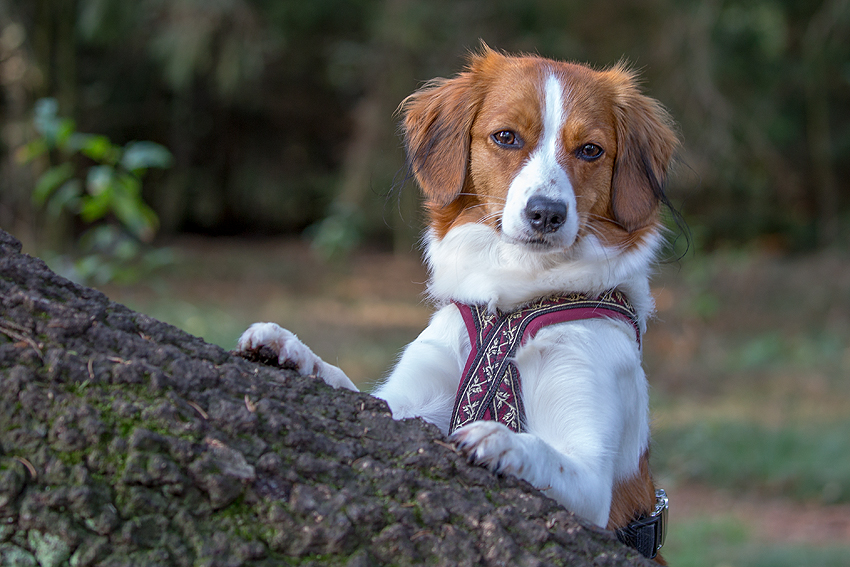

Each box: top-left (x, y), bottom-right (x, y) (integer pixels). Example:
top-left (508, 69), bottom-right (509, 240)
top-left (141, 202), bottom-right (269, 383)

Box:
top-left (0, 228), bottom-right (651, 567)
top-left (801, 0), bottom-right (848, 247)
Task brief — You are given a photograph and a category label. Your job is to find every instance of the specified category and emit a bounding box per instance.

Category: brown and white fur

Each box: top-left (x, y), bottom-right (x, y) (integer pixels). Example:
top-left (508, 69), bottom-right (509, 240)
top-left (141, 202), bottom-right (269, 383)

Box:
top-left (238, 46), bottom-right (678, 547)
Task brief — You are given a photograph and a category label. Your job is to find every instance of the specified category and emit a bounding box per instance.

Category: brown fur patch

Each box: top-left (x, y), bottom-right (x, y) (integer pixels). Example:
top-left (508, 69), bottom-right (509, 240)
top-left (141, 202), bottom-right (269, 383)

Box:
top-left (606, 65), bottom-right (679, 235)
top-left (608, 451), bottom-right (666, 564)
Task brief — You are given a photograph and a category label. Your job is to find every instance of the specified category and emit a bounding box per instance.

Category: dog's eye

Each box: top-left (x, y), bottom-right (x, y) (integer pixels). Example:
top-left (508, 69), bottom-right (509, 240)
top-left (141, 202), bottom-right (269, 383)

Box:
top-left (576, 143), bottom-right (604, 161)
top-left (492, 130), bottom-right (522, 148)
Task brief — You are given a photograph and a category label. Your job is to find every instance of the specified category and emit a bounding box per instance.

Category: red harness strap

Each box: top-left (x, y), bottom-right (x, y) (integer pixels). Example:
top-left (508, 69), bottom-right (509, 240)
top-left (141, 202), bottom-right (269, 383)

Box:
top-left (449, 291), bottom-right (665, 560)
top-left (449, 290), bottom-right (640, 435)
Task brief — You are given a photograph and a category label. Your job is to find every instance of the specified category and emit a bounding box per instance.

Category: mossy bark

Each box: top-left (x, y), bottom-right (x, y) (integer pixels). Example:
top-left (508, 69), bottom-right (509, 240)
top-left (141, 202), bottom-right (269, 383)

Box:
top-left (0, 229), bottom-right (651, 567)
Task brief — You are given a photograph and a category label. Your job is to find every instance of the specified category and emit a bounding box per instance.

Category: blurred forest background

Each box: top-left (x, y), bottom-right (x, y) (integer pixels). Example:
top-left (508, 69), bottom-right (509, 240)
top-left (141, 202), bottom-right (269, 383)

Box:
top-left (2, 1), bottom-right (850, 566)
top-left (1, 0), bottom-right (849, 253)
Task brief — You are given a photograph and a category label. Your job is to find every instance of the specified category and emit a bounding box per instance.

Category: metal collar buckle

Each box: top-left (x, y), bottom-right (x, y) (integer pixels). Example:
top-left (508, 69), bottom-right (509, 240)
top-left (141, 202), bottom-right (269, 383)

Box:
top-left (616, 488), bottom-right (668, 560)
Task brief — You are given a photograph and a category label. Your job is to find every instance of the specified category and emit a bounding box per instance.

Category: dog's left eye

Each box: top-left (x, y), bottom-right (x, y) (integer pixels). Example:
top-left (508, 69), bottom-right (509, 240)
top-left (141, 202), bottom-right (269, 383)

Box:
top-left (492, 130), bottom-right (523, 148)
top-left (576, 143), bottom-right (604, 161)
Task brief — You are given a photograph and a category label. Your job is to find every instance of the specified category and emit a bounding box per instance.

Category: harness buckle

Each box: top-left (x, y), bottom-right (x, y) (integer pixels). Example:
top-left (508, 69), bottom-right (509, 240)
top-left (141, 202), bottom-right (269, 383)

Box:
top-left (616, 488), bottom-right (668, 559)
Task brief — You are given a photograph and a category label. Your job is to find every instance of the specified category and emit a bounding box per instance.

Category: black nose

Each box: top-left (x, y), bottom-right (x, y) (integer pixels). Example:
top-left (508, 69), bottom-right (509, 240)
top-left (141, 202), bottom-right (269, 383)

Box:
top-left (524, 196), bottom-right (567, 234)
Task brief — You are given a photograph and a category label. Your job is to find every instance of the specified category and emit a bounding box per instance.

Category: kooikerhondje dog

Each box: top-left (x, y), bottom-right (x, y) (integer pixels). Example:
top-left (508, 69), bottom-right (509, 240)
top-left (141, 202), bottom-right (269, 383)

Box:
top-left (239, 45), bottom-right (677, 562)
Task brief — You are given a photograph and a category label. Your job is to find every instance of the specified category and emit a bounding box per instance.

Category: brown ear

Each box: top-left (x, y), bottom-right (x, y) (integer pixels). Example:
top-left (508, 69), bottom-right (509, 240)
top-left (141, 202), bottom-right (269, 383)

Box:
top-left (400, 50), bottom-right (493, 206)
top-left (609, 67), bottom-right (679, 232)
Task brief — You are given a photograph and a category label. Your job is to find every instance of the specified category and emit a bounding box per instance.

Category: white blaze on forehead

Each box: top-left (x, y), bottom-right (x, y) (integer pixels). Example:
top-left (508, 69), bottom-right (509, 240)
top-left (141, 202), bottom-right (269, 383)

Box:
top-left (541, 73), bottom-right (566, 160)
top-left (501, 72), bottom-right (579, 247)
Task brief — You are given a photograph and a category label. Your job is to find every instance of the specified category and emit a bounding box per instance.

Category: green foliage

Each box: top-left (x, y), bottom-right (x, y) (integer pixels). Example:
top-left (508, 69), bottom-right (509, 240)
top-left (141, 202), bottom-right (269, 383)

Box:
top-left (18, 98), bottom-right (173, 284)
top-left (7, 0), bottom-right (850, 250)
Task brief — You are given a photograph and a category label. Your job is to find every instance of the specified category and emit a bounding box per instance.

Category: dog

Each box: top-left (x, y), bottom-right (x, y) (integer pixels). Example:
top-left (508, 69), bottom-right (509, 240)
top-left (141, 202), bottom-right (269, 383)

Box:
top-left (238, 45), bottom-right (677, 561)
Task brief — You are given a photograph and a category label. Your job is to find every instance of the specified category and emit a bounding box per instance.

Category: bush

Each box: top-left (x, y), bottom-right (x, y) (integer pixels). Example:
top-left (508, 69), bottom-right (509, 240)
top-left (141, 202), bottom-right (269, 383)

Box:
top-left (17, 98), bottom-right (174, 284)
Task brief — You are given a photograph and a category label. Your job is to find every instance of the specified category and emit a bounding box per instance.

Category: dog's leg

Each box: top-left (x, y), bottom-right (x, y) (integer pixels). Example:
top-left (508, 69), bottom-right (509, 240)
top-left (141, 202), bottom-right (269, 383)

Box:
top-left (449, 322), bottom-right (648, 528)
top-left (237, 322), bottom-right (358, 391)
top-left (451, 421), bottom-right (614, 527)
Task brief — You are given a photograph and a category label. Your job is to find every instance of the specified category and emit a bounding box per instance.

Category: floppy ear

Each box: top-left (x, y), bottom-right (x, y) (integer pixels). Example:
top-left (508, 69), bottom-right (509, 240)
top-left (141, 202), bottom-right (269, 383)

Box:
top-left (609, 68), bottom-right (679, 233)
top-left (400, 51), bottom-right (492, 206)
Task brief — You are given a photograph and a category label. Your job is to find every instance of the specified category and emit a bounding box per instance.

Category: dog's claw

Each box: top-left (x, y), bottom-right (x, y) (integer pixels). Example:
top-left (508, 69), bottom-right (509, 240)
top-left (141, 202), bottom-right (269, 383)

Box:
top-left (450, 421), bottom-right (525, 476)
top-left (237, 322), bottom-right (318, 375)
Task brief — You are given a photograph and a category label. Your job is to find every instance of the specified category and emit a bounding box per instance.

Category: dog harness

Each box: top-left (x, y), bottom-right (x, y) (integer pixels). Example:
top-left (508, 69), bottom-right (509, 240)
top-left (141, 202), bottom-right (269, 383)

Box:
top-left (449, 289), bottom-right (640, 434)
top-left (449, 290), bottom-right (667, 559)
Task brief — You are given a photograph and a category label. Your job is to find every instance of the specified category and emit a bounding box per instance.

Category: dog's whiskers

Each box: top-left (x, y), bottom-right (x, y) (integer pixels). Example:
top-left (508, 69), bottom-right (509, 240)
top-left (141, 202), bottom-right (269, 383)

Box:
top-left (476, 211), bottom-right (503, 225)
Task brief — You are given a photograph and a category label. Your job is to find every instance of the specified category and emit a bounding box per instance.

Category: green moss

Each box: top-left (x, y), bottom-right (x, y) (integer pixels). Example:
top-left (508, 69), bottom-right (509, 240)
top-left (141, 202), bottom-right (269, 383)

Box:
top-left (54, 450), bottom-right (85, 466)
top-left (215, 497), bottom-right (253, 524)
top-left (536, 542), bottom-right (571, 567)
top-left (117, 420), bottom-right (134, 438)
top-left (0, 542), bottom-right (38, 567)
top-left (28, 530), bottom-right (71, 567)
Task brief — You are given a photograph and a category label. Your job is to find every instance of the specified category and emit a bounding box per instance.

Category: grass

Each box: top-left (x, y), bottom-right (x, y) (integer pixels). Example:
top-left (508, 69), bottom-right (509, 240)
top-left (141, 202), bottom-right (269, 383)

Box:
top-left (115, 295), bottom-right (251, 354)
top-left (652, 420), bottom-right (850, 503)
top-left (664, 516), bottom-right (850, 567)
top-left (97, 237), bottom-right (432, 389)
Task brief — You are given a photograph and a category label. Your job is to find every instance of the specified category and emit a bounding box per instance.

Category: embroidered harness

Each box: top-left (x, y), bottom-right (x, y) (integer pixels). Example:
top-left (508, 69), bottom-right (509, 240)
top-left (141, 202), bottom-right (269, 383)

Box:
top-left (449, 290), bottom-right (667, 560)
top-left (449, 289), bottom-right (640, 435)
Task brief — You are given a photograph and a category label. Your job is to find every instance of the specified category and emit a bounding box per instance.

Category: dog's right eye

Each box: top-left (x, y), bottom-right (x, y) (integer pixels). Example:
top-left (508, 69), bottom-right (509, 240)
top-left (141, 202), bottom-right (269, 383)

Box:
top-left (576, 143), bottom-right (604, 161)
top-left (492, 130), bottom-right (523, 148)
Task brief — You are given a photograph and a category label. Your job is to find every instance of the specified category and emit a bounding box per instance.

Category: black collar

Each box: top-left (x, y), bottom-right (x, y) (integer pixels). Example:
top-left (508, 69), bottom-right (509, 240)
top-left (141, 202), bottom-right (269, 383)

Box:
top-left (616, 488), bottom-right (668, 559)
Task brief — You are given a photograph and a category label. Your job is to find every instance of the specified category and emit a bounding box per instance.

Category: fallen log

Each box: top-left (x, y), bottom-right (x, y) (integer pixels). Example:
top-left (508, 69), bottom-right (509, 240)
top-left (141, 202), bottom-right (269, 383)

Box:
top-left (0, 228), bottom-right (651, 566)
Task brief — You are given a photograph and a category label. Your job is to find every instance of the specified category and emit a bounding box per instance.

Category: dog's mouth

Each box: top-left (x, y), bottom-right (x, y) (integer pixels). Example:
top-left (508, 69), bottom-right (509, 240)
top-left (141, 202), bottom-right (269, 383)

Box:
top-left (523, 237), bottom-right (555, 249)
top-left (496, 203), bottom-right (580, 253)
top-left (501, 231), bottom-right (570, 252)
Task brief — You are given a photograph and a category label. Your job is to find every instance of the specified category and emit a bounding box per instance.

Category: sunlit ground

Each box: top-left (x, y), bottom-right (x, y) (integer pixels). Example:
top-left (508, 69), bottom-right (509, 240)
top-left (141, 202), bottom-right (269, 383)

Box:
top-left (98, 236), bottom-right (850, 566)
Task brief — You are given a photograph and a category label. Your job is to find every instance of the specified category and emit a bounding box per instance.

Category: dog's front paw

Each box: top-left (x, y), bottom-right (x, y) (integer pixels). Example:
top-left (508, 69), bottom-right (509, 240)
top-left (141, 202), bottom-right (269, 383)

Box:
top-left (450, 421), bottom-right (529, 477)
top-left (237, 322), bottom-right (359, 391)
top-left (237, 322), bottom-right (320, 375)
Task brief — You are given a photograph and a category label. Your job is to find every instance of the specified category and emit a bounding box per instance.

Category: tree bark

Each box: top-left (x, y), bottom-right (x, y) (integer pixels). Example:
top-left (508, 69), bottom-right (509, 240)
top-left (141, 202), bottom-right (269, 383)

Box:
top-left (0, 228), bottom-right (651, 567)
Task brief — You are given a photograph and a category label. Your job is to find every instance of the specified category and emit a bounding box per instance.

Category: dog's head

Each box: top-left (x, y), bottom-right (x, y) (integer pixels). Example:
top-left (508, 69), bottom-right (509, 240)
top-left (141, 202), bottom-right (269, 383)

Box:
top-left (401, 46), bottom-right (678, 252)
